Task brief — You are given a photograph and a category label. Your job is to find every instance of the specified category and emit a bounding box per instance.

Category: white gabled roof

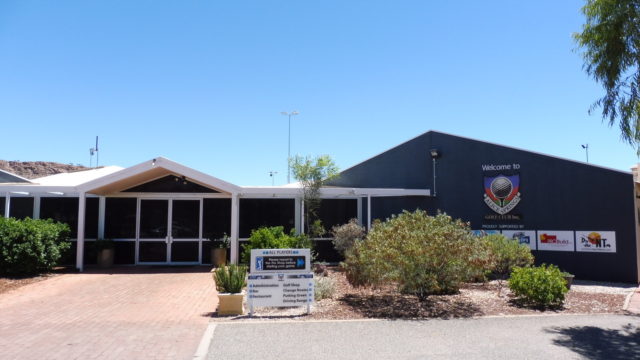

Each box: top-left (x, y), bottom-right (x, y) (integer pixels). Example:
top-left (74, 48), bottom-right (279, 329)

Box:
top-left (33, 166), bottom-right (124, 186)
top-left (78, 157), bottom-right (242, 195)
top-left (0, 168), bottom-right (33, 183)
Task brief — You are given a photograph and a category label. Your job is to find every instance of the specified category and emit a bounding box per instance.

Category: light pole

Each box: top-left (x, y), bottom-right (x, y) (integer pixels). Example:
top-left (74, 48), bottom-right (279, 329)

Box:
top-left (581, 144), bottom-right (589, 163)
top-left (268, 171), bottom-right (278, 186)
top-left (281, 110), bottom-right (299, 183)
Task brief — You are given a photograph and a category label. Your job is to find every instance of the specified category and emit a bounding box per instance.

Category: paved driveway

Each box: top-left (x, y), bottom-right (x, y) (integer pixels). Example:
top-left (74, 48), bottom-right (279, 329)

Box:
top-left (0, 267), bottom-right (217, 360)
top-left (208, 314), bottom-right (640, 359)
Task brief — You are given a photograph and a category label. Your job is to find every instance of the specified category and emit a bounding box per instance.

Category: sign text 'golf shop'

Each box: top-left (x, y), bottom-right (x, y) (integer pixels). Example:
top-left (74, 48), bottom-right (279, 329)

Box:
top-left (247, 249), bottom-right (314, 315)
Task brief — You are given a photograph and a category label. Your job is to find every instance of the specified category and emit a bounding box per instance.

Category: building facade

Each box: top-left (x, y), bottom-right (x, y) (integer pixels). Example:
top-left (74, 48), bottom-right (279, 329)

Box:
top-left (1, 131), bottom-right (638, 283)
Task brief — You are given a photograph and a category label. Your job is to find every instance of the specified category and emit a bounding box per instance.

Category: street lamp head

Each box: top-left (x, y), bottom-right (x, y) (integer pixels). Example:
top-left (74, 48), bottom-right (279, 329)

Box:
top-left (291, 111), bottom-right (299, 116)
top-left (581, 144), bottom-right (588, 149)
top-left (430, 149), bottom-right (440, 159)
top-left (281, 111), bottom-right (289, 115)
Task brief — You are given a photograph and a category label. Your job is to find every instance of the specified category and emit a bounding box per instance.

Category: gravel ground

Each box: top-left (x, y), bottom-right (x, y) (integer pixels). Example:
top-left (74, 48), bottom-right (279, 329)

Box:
top-left (214, 268), bottom-right (636, 322)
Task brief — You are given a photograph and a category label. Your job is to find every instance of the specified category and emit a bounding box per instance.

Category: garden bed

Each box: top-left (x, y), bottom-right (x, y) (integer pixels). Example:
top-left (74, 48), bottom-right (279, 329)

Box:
top-left (218, 267), bottom-right (634, 321)
top-left (0, 267), bottom-right (73, 295)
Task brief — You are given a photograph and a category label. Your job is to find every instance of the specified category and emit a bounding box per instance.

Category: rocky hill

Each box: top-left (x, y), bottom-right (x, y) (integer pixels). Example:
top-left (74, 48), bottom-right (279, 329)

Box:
top-left (0, 160), bottom-right (89, 180)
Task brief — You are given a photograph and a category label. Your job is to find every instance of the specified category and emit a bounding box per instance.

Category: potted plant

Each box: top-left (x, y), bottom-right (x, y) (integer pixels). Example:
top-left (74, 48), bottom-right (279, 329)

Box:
top-left (211, 264), bottom-right (247, 315)
top-left (562, 271), bottom-right (575, 290)
top-left (210, 234), bottom-right (230, 267)
top-left (95, 238), bottom-right (115, 268)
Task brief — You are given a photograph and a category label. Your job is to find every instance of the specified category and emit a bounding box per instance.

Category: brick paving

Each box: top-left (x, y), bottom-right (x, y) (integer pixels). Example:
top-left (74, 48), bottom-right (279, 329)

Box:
top-left (0, 267), bottom-right (217, 360)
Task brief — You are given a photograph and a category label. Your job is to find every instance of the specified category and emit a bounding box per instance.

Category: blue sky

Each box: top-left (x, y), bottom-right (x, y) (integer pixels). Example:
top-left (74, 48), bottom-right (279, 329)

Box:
top-left (0, 1), bottom-right (636, 185)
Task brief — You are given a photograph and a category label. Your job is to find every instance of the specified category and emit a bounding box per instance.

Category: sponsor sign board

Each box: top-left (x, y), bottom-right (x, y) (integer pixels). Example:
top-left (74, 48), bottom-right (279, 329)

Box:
top-left (502, 230), bottom-right (537, 250)
top-left (537, 231), bottom-right (575, 252)
top-left (471, 230), bottom-right (500, 237)
top-left (250, 249), bottom-right (311, 273)
top-left (247, 273), bottom-right (314, 307)
top-left (576, 231), bottom-right (616, 253)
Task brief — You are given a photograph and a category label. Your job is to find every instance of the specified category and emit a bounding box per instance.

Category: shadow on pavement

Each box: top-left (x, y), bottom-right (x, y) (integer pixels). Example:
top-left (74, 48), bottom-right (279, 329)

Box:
top-left (340, 293), bottom-right (482, 319)
top-left (545, 323), bottom-right (640, 360)
top-left (81, 265), bottom-right (213, 275)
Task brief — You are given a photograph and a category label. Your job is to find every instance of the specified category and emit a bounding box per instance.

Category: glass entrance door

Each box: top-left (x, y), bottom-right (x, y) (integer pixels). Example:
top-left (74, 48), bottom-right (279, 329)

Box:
top-left (170, 200), bottom-right (200, 263)
top-left (138, 199), bottom-right (169, 263)
top-left (137, 199), bottom-right (201, 264)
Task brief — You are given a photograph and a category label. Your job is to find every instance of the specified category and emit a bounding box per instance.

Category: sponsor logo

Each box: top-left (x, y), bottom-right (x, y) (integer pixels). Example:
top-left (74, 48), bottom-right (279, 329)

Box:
top-left (511, 232), bottom-right (530, 245)
top-left (483, 174), bottom-right (521, 215)
top-left (255, 256), bottom-right (263, 271)
top-left (540, 233), bottom-right (570, 245)
top-left (580, 232), bottom-right (612, 249)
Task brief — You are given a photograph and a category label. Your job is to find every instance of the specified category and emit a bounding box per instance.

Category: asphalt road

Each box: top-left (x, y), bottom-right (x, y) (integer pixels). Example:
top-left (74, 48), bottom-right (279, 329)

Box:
top-left (206, 314), bottom-right (640, 360)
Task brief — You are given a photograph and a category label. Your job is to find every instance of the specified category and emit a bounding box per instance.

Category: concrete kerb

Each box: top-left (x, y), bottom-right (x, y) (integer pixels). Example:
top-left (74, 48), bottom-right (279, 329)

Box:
top-left (623, 285), bottom-right (640, 314)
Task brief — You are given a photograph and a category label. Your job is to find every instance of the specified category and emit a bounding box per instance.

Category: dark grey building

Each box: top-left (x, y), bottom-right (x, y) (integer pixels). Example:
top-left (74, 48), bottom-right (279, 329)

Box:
top-left (329, 131), bottom-right (639, 283)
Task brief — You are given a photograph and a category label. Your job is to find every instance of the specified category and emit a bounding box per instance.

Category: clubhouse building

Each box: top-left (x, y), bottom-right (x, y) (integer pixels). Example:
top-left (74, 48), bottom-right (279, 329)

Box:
top-left (1, 131), bottom-right (638, 283)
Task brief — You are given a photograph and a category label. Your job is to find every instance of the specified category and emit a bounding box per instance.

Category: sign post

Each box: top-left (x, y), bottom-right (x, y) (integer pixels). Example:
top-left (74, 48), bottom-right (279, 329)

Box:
top-left (248, 249), bottom-right (314, 316)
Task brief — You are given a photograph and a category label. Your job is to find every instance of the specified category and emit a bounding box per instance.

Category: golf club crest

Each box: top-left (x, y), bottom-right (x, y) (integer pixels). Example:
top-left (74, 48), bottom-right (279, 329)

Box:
top-left (483, 174), bottom-right (521, 214)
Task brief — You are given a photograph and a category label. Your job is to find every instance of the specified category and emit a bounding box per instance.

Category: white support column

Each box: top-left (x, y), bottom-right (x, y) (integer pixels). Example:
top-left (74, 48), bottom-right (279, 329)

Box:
top-left (33, 195), bottom-right (41, 219)
top-left (356, 197), bottom-right (363, 226)
top-left (76, 192), bottom-right (86, 272)
top-left (4, 192), bottom-right (9, 217)
top-left (97, 196), bottom-right (106, 239)
top-left (300, 199), bottom-right (305, 234)
top-left (230, 193), bottom-right (239, 264)
top-left (367, 194), bottom-right (372, 231)
top-left (294, 197), bottom-right (302, 234)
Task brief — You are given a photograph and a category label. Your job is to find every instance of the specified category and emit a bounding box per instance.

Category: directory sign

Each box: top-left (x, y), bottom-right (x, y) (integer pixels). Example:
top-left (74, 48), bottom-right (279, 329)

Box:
top-left (250, 249), bottom-right (311, 273)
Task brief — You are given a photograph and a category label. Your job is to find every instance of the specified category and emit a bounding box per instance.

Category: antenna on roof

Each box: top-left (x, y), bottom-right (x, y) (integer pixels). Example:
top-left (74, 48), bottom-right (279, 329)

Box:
top-left (89, 136), bottom-right (99, 168)
top-left (95, 136), bottom-right (99, 167)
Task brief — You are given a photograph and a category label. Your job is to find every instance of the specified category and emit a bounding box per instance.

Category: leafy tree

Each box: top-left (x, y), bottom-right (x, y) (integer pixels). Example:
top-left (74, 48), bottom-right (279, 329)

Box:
top-left (574, 0), bottom-right (640, 150)
top-left (289, 155), bottom-right (339, 237)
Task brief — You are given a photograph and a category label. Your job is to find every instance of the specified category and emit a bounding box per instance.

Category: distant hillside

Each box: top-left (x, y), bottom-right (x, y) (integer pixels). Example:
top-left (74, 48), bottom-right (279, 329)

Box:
top-left (0, 160), bottom-right (90, 180)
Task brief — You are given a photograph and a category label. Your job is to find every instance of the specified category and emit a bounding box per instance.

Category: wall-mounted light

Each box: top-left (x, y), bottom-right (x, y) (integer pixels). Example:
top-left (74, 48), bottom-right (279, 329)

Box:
top-left (429, 149), bottom-right (440, 196)
top-left (181, 176), bottom-right (187, 185)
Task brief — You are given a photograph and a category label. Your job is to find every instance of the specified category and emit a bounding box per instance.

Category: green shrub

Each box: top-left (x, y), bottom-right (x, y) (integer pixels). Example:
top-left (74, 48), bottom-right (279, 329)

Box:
top-left (331, 219), bottom-right (365, 256)
top-left (314, 275), bottom-right (336, 301)
top-left (484, 234), bottom-right (534, 278)
top-left (508, 264), bottom-right (568, 307)
top-left (212, 264), bottom-right (247, 293)
top-left (0, 217), bottom-right (71, 275)
top-left (342, 210), bottom-right (492, 298)
top-left (241, 226), bottom-right (311, 263)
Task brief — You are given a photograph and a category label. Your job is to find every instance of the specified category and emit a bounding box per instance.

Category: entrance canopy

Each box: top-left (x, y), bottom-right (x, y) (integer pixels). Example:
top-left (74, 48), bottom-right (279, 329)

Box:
top-left (0, 156), bottom-right (431, 271)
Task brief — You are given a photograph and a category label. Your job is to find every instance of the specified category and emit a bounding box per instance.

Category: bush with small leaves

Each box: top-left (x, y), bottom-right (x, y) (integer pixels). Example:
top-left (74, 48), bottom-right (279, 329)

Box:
top-left (314, 275), bottom-right (336, 301)
top-left (241, 226), bottom-right (311, 263)
top-left (484, 234), bottom-right (534, 278)
top-left (0, 217), bottom-right (71, 275)
top-left (342, 210), bottom-right (493, 298)
top-left (508, 264), bottom-right (568, 307)
top-left (331, 219), bottom-right (365, 256)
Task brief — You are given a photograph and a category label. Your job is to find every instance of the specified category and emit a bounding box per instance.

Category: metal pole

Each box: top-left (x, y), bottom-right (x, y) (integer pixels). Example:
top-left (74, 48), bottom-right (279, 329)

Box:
top-left (432, 158), bottom-right (437, 197)
top-left (288, 114), bottom-right (291, 183)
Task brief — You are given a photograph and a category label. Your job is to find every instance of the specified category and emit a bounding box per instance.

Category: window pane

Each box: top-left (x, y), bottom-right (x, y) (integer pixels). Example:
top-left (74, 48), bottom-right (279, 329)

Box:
top-left (105, 198), bottom-right (137, 238)
top-left (171, 242), bottom-right (199, 262)
top-left (85, 198), bottom-right (99, 239)
top-left (139, 242), bottom-right (167, 262)
top-left (0, 197), bottom-right (5, 217)
top-left (202, 199), bottom-right (231, 240)
top-left (10, 197), bottom-right (34, 220)
top-left (314, 199), bottom-right (358, 232)
top-left (239, 199), bottom-right (295, 238)
top-left (172, 200), bottom-right (199, 239)
top-left (140, 200), bottom-right (168, 239)
top-left (40, 197), bottom-right (79, 238)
